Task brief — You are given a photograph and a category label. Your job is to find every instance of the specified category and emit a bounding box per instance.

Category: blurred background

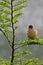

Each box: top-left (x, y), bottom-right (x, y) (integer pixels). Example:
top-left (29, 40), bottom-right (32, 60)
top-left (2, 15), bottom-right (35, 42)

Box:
top-left (0, 0), bottom-right (43, 62)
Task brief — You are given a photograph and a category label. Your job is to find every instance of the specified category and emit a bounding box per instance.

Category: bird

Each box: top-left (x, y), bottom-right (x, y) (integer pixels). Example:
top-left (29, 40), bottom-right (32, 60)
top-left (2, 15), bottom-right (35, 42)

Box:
top-left (27, 25), bottom-right (37, 39)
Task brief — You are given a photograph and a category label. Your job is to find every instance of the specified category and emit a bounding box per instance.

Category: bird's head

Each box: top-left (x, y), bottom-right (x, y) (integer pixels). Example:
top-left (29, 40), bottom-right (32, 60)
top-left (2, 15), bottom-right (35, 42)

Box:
top-left (29, 25), bottom-right (33, 29)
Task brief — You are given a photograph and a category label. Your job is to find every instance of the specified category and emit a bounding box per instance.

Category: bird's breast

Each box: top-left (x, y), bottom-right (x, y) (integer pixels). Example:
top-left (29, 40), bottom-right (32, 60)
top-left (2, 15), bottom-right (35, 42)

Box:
top-left (27, 29), bottom-right (37, 39)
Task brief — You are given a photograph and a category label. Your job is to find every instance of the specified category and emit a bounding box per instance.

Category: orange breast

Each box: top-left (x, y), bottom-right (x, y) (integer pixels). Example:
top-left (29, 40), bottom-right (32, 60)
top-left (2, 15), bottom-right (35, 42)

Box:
top-left (27, 29), bottom-right (37, 39)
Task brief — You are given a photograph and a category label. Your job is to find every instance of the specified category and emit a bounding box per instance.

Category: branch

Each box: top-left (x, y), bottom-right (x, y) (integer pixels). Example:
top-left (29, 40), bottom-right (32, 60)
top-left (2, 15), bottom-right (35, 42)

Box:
top-left (11, 0), bottom-right (15, 64)
top-left (14, 44), bottom-right (25, 51)
top-left (0, 28), bottom-right (12, 47)
top-left (11, 0), bottom-right (15, 45)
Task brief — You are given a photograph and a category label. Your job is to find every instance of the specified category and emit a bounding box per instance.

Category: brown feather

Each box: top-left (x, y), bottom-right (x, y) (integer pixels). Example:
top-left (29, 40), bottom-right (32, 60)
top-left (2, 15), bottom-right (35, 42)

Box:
top-left (27, 25), bottom-right (37, 39)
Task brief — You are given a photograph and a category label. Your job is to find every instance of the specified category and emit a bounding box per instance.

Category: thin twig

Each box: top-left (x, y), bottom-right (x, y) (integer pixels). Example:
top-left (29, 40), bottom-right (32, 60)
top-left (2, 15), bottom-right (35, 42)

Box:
top-left (0, 28), bottom-right (12, 47)
top-left (14, 44), bottom-right (25, 50)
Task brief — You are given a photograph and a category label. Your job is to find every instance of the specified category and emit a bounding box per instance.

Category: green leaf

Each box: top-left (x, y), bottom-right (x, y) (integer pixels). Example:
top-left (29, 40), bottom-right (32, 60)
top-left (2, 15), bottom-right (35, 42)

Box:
top-left (0, 14), bottom-right (11, 22)
top-left (3, 10), bottom-right (11, 14)
top-left (25, 58), bottom-right (38, 65)
top-left (0, 22), bottom-right (11, 29)
top-left (0, 17), bottom-right (4, 22)
top-left (3, 0), bottom-right (10, 4)
top-left (0, 1), bottom-right (10, 8)
top-left (14, 20), bottom-right (19, 24)
top-left (14, 4), bottom-right (28, 12)
top-left (14, 51), bottom-right (32, 57)
top-left (0, 10), bottom-right (11, 15)
top-left (14, 13), bottom-right (23, 20)
top-left (15, 26), bottom-right (18, 30)
top-left (14, 0), bottom-right (28, 6)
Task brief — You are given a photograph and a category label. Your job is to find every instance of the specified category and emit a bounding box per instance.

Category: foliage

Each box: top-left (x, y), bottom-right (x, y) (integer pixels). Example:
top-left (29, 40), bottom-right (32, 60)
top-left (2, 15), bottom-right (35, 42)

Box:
top-left (27, 37), bottom-right (43, 45)
top-left (14, 37), bottom-right (43, 65)
top-left (0, 0), bottom-right (28, 41)
top-left (26, 37), bottom-right (43, 45)
top-left (0, 58), bottom-right (10, 65)
top-left (16, 37), bottom-right (43, 47)
top-left (0, 57), bottom-right (43, 65)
